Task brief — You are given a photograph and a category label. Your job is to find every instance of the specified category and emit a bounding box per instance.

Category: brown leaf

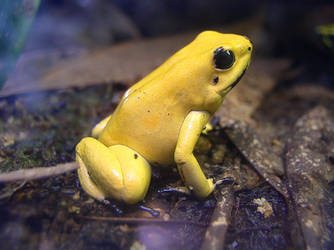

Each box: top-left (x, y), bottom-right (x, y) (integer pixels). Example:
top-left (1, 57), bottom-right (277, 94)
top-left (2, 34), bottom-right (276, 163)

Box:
top-left (1, 33), bottom-right (195, 97)
top-left (222, 120), bottom-right (288, 198)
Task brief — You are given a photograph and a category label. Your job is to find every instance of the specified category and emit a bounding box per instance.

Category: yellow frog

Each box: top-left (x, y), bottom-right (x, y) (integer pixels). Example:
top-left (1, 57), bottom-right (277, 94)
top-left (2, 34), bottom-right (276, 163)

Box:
top-left (76, 31), bottom-right (252, 204)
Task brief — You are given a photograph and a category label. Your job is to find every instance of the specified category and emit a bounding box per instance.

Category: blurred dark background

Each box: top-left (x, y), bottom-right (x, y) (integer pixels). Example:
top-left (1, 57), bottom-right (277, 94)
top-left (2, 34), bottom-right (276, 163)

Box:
top-left (1, 0), bottom-right (333, 89)
top-left (16, 0), bottom-right (333, 86)
top-left (24, 0), bottom-right (334, 59)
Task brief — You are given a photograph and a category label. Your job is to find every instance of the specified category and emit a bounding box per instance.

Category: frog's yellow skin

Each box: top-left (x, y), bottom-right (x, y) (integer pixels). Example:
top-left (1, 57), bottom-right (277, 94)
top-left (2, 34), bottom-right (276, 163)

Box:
top-left (76, 31), bottom-right (252, 204)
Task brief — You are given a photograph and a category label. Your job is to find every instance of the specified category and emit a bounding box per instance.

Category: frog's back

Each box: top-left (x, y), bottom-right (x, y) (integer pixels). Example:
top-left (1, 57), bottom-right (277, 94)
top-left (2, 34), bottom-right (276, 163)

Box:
top-left (98, 80), bottom-right (192, 165)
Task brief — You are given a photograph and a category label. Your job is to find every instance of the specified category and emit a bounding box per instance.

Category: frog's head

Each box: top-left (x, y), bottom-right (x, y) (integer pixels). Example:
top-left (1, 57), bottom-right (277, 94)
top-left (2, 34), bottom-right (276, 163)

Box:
top-left (196, 31), bottom-right (252, 94)
top-left (172, 31), bottom-right (252, 113)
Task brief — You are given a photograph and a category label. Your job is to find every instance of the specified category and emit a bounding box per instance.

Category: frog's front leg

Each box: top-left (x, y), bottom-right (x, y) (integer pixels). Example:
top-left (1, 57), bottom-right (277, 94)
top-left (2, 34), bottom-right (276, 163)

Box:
top-left (76, 137), bottom-right (151, 204)
top-left (91, 115), bottom-right (112, 138)
top-left (174, 111), bottom-right (214, 198)
top-left (202, 122), bottom-right (213, 135)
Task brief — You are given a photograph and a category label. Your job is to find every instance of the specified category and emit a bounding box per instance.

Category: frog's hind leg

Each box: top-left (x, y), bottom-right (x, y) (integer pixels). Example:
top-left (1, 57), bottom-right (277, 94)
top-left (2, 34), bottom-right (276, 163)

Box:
top-left (77, 154), bottom-right (106, 201)
top-left (76, 137), bottom-right (151, 204)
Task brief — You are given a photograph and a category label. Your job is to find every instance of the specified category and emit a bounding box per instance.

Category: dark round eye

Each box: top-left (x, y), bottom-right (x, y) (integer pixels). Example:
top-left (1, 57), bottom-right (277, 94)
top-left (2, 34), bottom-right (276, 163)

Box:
top-left (213, 47), bottom-right (235, 70)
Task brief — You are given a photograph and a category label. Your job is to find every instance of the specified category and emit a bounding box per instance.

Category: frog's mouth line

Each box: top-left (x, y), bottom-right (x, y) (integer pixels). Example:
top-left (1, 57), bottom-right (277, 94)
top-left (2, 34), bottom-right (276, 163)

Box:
top-left (223, 68), bottom-right (247, 94)
top-left (219, 68), bottom-right (247, 96)
top-left (230, 68), bottom-right (247, 89)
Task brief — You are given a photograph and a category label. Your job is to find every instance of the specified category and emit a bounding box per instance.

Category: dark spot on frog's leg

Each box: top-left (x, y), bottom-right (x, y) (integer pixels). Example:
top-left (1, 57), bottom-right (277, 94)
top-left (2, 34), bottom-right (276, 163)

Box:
top-left (167, 113), bottom-right (170, 116)
top-left (248, 46), bottom-right (251, 51)
top-left (134, 154), bottom-right (138, 159)
top-left (213, 76), bottom-right (219, 85)
top-left (147, 110), bottom-right (150, 113)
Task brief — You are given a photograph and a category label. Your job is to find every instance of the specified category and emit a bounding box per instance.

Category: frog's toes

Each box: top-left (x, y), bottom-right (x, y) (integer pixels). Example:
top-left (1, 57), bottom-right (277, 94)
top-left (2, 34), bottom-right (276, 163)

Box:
top-left (214, 177), bottom-right (235, 187)
top-left (138, 205), bottom-right (160, 217)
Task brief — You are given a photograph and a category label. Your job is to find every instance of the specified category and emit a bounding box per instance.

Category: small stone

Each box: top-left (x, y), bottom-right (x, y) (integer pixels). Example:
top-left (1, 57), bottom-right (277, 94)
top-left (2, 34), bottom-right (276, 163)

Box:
top-left (72, 192), bottom-right (80, 200)
top-left (163, 213), bottom-right (170, 221)
top-left (253, 197), bottom-right (273, 218)
top-left (211, 144), bottom-right (227, 164)
top-left (68, 206), bottom-right (80, 214)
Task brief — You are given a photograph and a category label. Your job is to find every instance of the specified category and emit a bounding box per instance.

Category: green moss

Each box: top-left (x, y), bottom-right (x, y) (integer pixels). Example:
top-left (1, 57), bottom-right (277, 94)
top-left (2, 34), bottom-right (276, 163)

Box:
top-left (0, 84), bottom-right (114, 173)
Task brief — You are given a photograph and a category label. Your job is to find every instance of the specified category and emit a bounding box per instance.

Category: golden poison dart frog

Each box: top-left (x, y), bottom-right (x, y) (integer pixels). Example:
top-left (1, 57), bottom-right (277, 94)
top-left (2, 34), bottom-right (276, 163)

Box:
top-left (76, 31), bottom-right (252, 204)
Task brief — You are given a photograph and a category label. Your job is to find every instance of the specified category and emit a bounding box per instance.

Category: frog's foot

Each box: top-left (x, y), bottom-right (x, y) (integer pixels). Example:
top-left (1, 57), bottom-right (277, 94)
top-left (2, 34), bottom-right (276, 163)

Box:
top-left (214, 177), bottom-right (235, 187)
top-left (160, 177), bottom-right (234, 197)
top-left (76, 137), bottom-right (151, 204)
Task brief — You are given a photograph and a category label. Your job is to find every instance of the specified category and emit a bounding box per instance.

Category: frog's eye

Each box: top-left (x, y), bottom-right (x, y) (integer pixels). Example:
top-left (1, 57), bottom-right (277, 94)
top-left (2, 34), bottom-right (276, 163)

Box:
top-left (213, 47), bottom-right (235, 70)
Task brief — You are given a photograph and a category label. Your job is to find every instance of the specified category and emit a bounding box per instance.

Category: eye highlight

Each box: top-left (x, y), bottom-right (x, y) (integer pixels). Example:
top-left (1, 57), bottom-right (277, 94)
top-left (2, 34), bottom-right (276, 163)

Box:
top-left (213, 47), bottom-right (235, 70)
